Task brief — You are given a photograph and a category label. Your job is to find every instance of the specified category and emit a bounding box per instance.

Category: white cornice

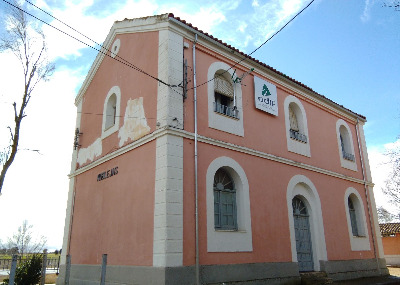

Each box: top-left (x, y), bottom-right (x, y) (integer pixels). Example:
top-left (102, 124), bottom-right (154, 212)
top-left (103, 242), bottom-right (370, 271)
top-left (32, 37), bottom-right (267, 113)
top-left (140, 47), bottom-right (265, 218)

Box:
top-left (74, 14), bottom-right (365, 124)
top-left (168, 18), bottom-right (366, 123)
top-left (69, 127), bottom-right (164, 178)
top-left (74, 15), bottom-right (171, 106)
top-left (70, 126), bottom-right (373, 187)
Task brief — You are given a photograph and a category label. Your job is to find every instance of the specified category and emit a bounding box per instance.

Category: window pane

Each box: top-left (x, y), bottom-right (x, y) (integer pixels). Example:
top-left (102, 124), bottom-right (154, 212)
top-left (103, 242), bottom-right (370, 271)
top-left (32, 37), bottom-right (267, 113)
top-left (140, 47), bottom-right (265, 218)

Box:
top-left (105, 94), bottom-right (117, 130)
top-left (348, 198), bottom-right (359, 236)
top-left (289, 106), bottom-right (299, 132)
top-left (213, 168), bottom-right (237, 230)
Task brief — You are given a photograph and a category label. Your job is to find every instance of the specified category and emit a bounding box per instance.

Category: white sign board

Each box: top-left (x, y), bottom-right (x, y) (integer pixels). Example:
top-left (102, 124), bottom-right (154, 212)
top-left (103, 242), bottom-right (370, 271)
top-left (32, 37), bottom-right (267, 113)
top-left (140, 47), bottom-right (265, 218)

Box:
top-left (254, 76), bottom-right (278, 116)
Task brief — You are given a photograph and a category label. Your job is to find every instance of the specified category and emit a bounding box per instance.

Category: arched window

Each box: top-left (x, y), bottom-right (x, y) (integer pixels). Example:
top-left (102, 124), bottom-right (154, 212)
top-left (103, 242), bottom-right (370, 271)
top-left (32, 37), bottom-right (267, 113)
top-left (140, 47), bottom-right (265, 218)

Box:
top-left (336, 119), bottom-right (357, 171)
top-left (213, 74), bottom-right (238, 119)
top-left (214, 168), bottom-right (237, 230)
top-left (284, 96), bottom-right (310, 157)
top-left (102, 86), bottom-right (121, 139)
top-left (105, 93), bottom-right (117, 130)
top-left (348, 197), bottom-right (359, 236)
top-left (288, 103), bottom-right (307, 143)
top-left (339, 126), bottom-right (354, 161)
top-left (206, 156), bottom-right (252, 252)
top-left (344, 188), bottom-right (370, 251)
top-left (207, 62), bottom-right (244, 136)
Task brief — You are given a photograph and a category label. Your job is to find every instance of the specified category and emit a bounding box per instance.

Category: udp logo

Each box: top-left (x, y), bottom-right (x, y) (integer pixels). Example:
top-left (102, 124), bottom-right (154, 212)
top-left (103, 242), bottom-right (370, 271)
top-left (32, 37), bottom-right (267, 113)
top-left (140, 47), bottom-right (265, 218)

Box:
top-left (254, 76), bottom-right (278, 116)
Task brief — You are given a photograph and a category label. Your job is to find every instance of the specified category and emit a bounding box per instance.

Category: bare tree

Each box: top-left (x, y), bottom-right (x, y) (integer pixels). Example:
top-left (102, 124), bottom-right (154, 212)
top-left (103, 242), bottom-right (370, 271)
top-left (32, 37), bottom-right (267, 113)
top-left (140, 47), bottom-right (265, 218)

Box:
top-left (383, 1), bottom-right (400, 11)
top-left (382, 144), bottom-right (400, 218)
top-left (0, 0), bottom-right (55, 194)
top-left (7, 220), bottom-right (47, 257)
top-left (377, 206), bottom-right (396, 223)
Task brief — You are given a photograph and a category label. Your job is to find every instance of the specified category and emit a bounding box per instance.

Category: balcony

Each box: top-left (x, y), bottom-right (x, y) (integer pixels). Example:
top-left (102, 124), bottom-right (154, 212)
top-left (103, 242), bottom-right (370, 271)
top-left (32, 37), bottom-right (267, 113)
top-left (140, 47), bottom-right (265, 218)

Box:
top-left (343, 150), bottom-right (355, 161)
top-left (289, 129), bottom-right (308, 143)
top-left (214, 102), bottom-right (239, 119)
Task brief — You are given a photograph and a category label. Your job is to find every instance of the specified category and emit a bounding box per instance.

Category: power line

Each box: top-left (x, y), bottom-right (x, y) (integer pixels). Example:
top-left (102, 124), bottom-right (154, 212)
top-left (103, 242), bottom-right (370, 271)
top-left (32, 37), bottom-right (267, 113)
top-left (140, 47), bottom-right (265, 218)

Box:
top-left (22, 0), bottom-right (314, 95)
top-left (24, 0), bottom-right (177, 87)
top-left (3, 0), bottom-right (314, 100)
top-left (1, 0), bottom-right (183, 96)
top-left (191, 0), bottom-right (315, 90)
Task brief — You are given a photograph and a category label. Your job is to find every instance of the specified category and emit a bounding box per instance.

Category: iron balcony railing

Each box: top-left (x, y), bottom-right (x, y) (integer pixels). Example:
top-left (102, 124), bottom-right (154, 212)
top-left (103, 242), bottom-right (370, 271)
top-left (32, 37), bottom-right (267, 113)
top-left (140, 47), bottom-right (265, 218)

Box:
top-left (214, 102), bottom-right (239, 119)
top-left (289, 129), bottom-right (308, 143)
top-left (343, 150), bottom-right (355, 161)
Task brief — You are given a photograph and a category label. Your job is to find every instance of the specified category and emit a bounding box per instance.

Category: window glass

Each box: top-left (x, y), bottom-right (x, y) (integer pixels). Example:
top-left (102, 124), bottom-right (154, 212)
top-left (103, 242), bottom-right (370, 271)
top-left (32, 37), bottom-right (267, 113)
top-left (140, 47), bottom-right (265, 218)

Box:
top-left (339, 126), bottom-right (355, 161)
top-left (213, 168), bottom-right (237, 230)
top-left (105, 94), bottom-right (117, 130)
top-left (289, 106), bottom-right (299, 132)
top-left (213, 75), bottom-right (238, 119)
top-left (348, 197), bottom-right (359, 236)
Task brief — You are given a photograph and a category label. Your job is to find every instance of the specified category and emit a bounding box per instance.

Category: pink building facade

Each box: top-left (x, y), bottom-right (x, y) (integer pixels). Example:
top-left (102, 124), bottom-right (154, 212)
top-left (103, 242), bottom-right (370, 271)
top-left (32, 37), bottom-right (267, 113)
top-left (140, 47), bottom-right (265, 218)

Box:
top-left (58, 14), bottom-right (388, 285)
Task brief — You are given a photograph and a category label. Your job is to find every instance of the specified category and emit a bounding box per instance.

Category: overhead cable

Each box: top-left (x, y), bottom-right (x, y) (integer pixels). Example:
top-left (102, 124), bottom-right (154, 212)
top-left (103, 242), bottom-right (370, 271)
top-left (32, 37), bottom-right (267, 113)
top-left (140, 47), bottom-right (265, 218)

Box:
top-left (192, 0), bottom-right (315, 90)
top-left (2, 0), bottom-right (178, 91)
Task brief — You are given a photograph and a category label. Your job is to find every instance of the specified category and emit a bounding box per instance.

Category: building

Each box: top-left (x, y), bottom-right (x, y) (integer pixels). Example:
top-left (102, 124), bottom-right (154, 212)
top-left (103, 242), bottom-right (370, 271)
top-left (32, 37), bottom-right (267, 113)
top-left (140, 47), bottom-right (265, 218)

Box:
top-left (380, 223), bottom-right (400, 266)
top-left (58, 14), bottom-right (388, 285)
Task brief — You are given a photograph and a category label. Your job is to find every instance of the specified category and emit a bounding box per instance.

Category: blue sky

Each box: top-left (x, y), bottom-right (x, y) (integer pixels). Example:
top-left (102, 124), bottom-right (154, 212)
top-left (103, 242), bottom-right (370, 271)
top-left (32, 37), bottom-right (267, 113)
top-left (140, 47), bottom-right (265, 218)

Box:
top-left (0, 0), bottom-right (399, 250)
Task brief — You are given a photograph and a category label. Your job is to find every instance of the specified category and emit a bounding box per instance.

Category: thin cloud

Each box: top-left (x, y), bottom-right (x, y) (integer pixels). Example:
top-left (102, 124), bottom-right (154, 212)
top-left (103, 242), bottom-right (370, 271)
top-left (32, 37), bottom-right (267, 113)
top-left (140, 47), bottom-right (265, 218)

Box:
top-left (252, 0), bottom-right (260, 7)
top-left (361, 0), bottom-right (374, 22)
top-left (250, 0), bottom-right (304, 47)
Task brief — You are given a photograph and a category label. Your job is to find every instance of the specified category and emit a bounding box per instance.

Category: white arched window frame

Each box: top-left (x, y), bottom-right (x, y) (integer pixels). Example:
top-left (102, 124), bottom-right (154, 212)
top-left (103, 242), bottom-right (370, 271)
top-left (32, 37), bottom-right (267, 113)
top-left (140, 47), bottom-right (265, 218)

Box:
top-left (206, 156), bottom-right (252, 252)
top-left (284, 96), bottom-right (311, 157)
top-left (344, 188), bottom-right (370, 251)
top-left (286, 175), bottom-right (327, 272)
top-left (336, 119), bottom-right (357, 171)
top-left (102, 86), bottom-right (121, 139)
top-left (207, 62), bottom-right (244, 136)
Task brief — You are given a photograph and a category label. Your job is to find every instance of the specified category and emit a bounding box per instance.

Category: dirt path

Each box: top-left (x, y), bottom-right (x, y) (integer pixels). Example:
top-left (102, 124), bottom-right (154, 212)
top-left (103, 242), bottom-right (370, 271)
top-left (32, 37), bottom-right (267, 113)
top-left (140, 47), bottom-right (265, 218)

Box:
top-left (389, 266), bottom-right (400, 277)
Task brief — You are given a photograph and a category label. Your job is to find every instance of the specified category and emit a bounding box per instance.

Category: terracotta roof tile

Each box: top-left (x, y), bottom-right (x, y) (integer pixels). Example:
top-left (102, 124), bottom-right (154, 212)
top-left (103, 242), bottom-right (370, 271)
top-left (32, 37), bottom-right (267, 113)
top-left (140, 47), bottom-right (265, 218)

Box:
top-left (380, 223), bottom-right (400, 236)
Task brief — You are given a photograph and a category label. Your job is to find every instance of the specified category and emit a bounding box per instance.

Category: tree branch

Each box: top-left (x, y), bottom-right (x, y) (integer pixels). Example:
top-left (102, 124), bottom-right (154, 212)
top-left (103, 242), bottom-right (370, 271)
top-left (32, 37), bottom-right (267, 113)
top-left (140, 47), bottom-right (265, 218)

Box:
top-left (0, 0), bottom-right (54, 194)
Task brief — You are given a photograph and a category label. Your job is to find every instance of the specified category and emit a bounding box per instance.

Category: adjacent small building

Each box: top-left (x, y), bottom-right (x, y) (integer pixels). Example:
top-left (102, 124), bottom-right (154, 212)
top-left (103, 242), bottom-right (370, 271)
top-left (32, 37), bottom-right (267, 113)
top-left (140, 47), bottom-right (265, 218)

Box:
top-left (58, 13), bottom-right (388, 285)
top-left (380, 223), bottom-right (400, 266)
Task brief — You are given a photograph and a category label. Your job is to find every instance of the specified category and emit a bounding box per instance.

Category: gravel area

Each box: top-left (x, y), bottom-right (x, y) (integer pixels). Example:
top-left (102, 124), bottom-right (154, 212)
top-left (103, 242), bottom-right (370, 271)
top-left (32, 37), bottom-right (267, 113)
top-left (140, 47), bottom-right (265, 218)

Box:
top-left (388, 266), bottom-right (400, 277)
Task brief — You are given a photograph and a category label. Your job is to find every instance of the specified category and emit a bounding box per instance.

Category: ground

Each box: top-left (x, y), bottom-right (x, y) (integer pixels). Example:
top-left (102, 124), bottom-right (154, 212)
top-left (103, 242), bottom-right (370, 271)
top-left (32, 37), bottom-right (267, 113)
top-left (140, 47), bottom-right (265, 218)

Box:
top-left (389, 266), bottom-right (400, 277)
top-left (0, 267), bottom-right (399, 284)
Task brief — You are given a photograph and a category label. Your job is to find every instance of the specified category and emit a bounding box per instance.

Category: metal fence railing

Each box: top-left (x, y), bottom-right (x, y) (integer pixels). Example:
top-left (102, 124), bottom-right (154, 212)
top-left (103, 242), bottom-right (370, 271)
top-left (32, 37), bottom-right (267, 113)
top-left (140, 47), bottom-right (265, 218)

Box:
top-left (0, 251), bottom-right (61, 285)
top-left (0, 256), bottom-right (60, 271)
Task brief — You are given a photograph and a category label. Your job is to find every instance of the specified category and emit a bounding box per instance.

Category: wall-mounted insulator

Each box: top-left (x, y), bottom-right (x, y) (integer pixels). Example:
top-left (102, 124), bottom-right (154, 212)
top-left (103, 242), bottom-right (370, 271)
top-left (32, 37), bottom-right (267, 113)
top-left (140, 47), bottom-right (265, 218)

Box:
top-left (74, 128), bottom-right (83, 150)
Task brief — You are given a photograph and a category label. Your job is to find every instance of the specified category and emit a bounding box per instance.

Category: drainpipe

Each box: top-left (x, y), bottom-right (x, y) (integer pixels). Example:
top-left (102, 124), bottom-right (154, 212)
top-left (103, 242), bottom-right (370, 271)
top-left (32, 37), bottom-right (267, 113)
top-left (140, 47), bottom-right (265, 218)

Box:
top-left (355, 118), bottom-right (381, 275)
top-left (193, 33), bottom-right (200, 285)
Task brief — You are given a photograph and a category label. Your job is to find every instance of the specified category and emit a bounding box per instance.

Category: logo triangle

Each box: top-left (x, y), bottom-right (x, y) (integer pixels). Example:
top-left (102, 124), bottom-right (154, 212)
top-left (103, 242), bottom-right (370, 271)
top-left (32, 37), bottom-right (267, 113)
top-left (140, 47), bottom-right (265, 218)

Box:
top-left (262, 84), bottom-right (271, 96)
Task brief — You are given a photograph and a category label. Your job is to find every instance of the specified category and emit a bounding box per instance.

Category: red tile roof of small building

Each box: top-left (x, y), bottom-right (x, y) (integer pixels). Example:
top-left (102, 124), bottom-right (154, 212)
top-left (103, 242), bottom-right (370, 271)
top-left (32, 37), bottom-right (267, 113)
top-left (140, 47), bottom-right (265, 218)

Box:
top-left (380, 223), bottom-right (400, 236)
top-left (167, 13), bottom-right (366, 120)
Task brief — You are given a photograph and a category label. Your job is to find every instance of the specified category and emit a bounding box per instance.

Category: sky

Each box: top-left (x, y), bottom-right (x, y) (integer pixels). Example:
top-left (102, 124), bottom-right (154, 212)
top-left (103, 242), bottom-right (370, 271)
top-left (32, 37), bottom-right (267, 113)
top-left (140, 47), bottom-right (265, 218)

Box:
top-left (0, 0), bottom-right (399, 250)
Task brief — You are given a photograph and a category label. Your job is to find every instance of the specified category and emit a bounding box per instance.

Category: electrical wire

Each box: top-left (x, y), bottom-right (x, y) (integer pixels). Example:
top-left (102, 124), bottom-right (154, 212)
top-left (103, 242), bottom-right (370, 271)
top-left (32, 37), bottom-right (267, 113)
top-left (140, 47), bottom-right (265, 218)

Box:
top-left (191, 0), bottom-right (315, 90)
top-left (22, 0), bottom-right (314, 94)
top-left (1, 0), bottom-right (183, 96)
top-left (2, 0), bottom-right (314, 99)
